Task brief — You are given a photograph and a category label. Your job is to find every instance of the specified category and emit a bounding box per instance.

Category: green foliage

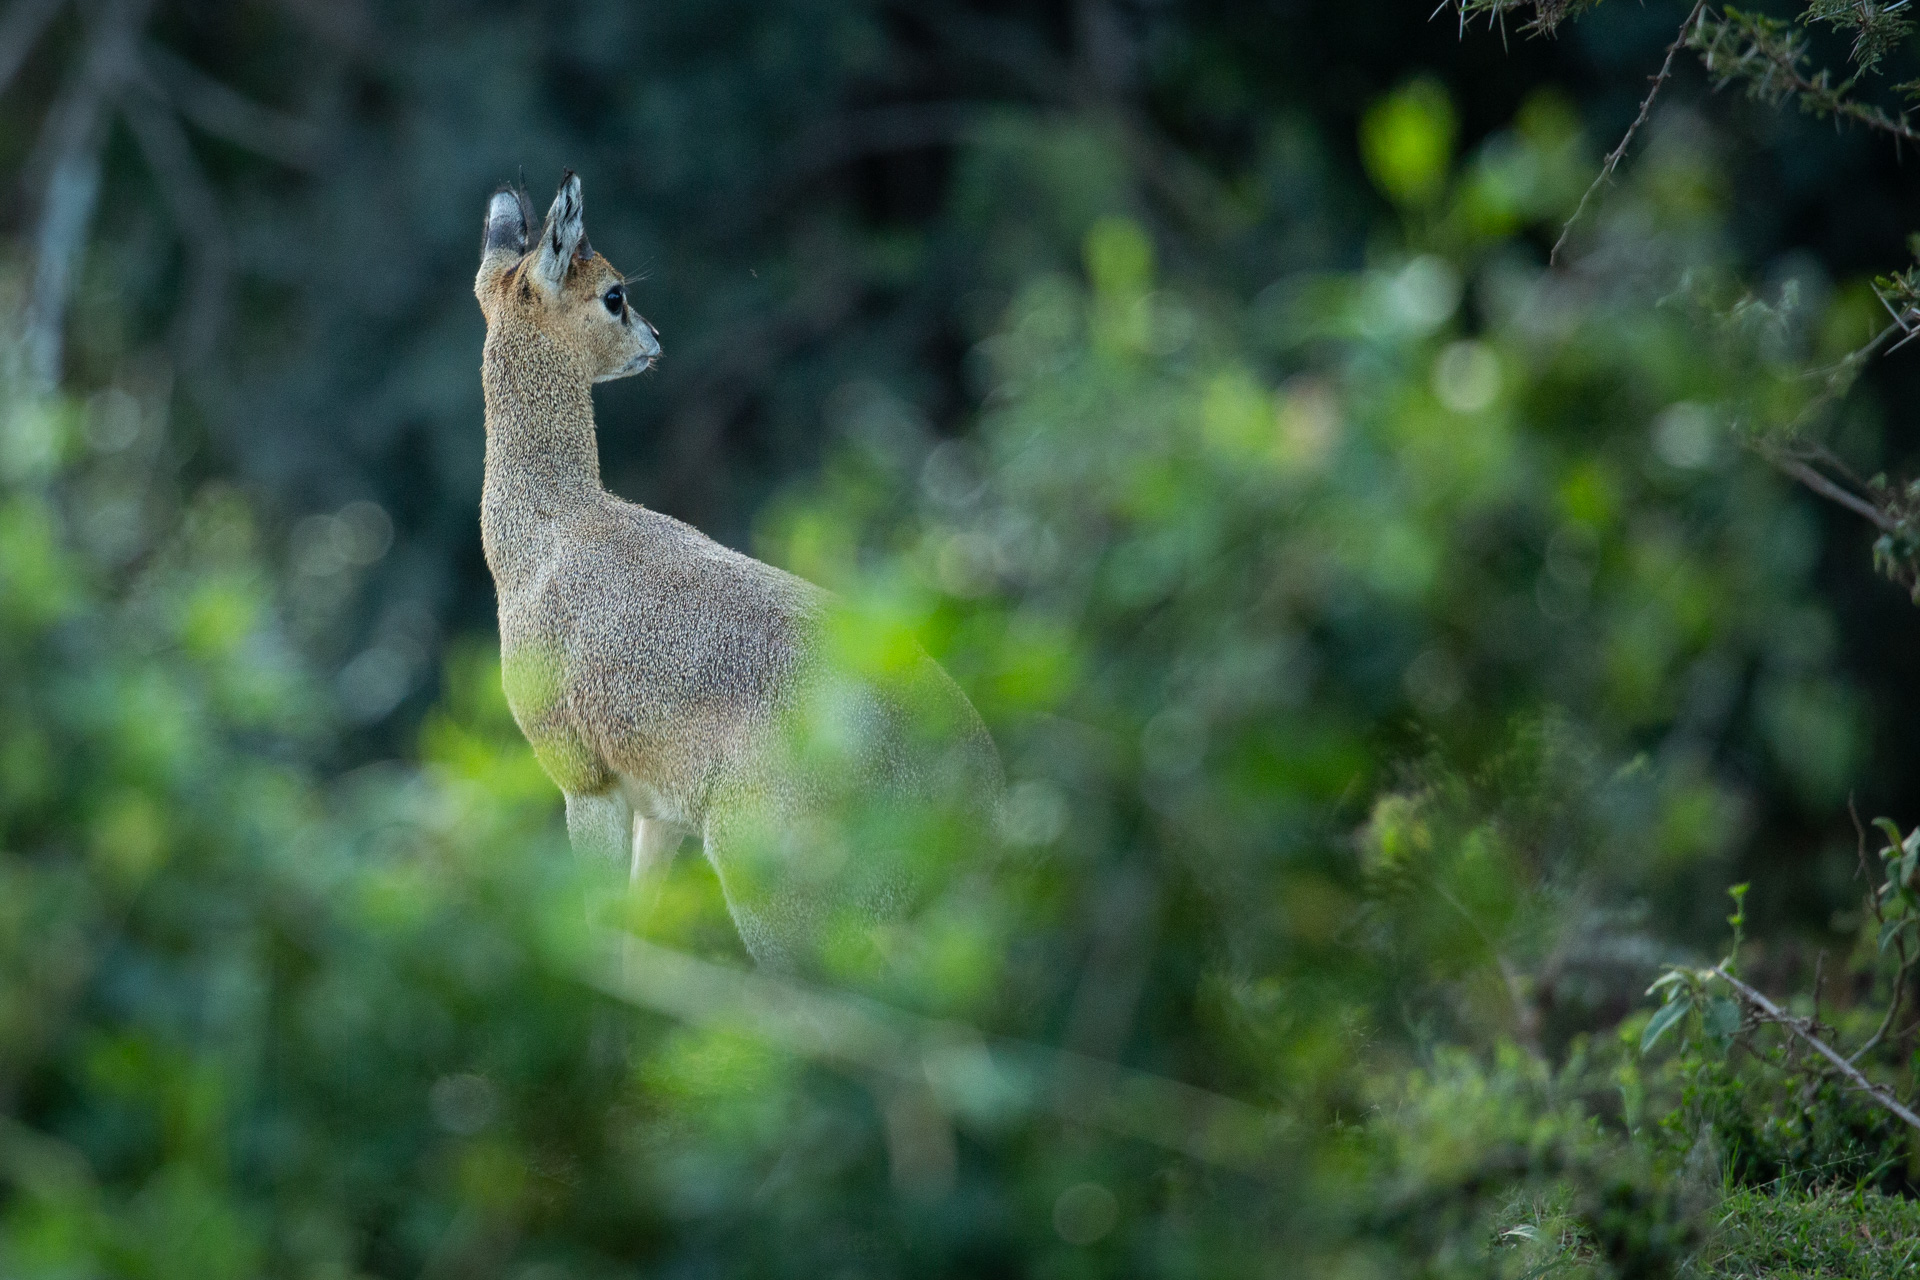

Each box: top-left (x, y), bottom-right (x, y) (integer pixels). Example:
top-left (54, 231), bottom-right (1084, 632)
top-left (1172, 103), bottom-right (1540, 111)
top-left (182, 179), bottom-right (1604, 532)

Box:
top-left (1455, 0), bottom-right (1920, 566)
top-left (1701, 1184), bottom-right (1920, 1277)
top-left (1867, 475), bottom-right (1920, 600)
top-left (1675, 1052), bottom-right (1910, 1192)
top-left (2, 22), bottom-right (1918, 1280)
top-left (1499, 1183), bottom-right (1920, 1277)
top-left (1452, 0), bottom-right (1608, 38)
top-left (1459, 0), bottom-right (1920, 78)
top-left (1362, 79), bottom-right (1459, 208)
top-left (1361, 1044), bottom-right (1700, 1279)
top-left (1801, 0), bottom-right (1914, 74)
top-left (1636, 826), bottom-right (1920, 1199)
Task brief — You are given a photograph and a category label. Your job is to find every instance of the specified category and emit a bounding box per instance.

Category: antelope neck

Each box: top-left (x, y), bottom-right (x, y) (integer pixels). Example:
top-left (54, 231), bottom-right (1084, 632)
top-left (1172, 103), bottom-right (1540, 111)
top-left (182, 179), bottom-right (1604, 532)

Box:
top-left (480, 322), bottom-right (606, 514)
top-left (480, 321), bottom-right (611, 592)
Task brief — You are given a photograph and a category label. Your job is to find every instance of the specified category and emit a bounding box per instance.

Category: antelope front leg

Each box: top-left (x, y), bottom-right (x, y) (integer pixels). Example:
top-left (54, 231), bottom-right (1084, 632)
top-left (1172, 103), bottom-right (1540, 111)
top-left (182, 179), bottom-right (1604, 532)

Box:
top-left (565, 790), bottom-right (634, 869)
top-left (619, 817), bottom-right (683, 984)
top-left (630, 817), bottom-right (681, 901)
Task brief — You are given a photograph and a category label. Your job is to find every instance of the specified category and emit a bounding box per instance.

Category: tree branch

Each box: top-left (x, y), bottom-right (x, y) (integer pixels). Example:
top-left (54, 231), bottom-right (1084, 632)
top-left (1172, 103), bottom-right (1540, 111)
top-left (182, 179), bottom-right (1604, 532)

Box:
top-left (21, 0), bottom-right (155, 391)
top-left (1713, 965), bottom-right (1920, 1134)
top-left (1761, 448), bottom-right (1901, 534)
top-left (1692, 13), bottom-right (1920, 148)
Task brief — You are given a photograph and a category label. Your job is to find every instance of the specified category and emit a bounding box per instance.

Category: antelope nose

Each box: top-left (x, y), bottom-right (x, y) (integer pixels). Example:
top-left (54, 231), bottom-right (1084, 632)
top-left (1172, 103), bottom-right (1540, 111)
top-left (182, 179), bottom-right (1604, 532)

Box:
top-left (639, 320), bottom-right (661, 357)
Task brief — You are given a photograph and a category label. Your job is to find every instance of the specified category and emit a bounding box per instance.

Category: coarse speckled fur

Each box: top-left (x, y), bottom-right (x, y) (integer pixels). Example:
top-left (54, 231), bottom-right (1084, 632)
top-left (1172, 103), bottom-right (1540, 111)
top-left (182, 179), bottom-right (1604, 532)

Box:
top-left (475, 174), bottom-right (1002, 969)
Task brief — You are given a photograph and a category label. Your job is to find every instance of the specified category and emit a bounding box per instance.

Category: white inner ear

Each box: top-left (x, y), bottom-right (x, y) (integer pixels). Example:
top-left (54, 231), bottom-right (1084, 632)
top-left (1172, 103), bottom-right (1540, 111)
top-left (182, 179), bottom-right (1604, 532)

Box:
top-left (533, 179), bottom-right (585, 290)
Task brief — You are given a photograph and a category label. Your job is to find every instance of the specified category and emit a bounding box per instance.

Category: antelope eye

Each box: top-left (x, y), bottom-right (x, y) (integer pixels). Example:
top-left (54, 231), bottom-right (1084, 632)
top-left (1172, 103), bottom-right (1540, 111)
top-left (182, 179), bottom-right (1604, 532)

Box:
top-left (602, 285), bottom-right (624, 316)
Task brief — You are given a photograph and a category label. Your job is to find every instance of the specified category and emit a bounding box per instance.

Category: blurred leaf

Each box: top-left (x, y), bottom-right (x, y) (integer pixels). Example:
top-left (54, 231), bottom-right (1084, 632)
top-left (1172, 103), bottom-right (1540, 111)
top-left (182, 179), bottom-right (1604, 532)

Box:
top-left (1361, 78), bottom-right (1458, 207)
top-left (1701, 996), bottom-right (1741, 1049)
top-left (1641, 995), bottom-right (1693, 1053)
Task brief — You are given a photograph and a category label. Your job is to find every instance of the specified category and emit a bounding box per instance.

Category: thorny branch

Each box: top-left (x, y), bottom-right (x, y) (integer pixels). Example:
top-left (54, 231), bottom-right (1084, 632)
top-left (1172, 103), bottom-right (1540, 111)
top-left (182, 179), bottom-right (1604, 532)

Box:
top-left (1689, 10), bottom-right (1920, 146)
top-left (1550, 1), bottom-right (1706, 265)
top-left (1648, 818), bottom-right (1920, 1140)
top-left (1447, 2), bottom-right (1920, 599)
top-left (1453, 3), bottom-right (1920, 252)
top-left (1444, 0), bottom-right (1595, 39)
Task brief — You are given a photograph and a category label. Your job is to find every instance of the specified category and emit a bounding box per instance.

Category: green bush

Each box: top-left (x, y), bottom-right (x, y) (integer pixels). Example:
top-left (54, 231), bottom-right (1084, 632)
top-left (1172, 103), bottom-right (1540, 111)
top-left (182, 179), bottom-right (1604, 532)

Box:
top-left (0, 81), bottom-right (1912, 1279)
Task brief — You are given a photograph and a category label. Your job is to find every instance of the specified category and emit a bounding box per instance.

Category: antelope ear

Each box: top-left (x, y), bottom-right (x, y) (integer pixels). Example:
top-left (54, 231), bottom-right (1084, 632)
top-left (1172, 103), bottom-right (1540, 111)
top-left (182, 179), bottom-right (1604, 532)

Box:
top-left (482, 186), bottom-right (533, 257)
top-left (531, 171), bottom-right (591, 291)
top-left (475, 186), bottom-right (534, 308)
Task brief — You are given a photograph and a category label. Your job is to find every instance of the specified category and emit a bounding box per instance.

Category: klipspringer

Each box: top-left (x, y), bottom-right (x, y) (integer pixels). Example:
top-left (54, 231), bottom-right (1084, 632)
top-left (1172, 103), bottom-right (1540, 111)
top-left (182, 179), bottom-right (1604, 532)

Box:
top-left (475, 173), bottom-right (1001, 969)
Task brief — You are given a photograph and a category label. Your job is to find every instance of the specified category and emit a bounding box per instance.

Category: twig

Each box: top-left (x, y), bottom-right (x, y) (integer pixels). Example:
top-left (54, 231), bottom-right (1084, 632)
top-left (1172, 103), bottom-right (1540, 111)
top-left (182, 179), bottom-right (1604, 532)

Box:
top-left (1728, 316), bottom-right (1920, 545)
top-left (1551, 0), bottom-right (1707, 265)
top-left (1712, 964), bottom-right (1920, 1134)
top-left (1803, 440), bottom-right (1875, 494)
top-left (1850, 940), bottom-right (1911, 1066)
top-left (1761, 449), bottom-right (1902, 533)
